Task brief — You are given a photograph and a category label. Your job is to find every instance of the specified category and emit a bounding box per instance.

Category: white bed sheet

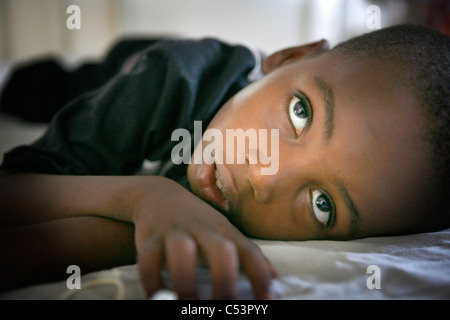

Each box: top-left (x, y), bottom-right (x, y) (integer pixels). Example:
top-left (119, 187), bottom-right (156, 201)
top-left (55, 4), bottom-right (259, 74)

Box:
top-left (0, 63), bottom-right (449, 300)
top-left (1, 228), bottom-right (449, 300)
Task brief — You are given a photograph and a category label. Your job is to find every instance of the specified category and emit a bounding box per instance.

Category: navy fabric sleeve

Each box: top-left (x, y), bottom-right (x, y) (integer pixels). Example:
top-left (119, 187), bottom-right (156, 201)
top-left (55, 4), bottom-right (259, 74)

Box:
top-left (0, 39), bottom-right (159, 123)
top-left (0, 38), bottom-right (255, 176)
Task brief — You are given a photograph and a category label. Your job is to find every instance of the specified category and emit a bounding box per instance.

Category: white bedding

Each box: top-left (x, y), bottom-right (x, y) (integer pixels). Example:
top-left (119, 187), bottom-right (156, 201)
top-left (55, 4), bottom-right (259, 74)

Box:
top-left (1, 228), bottom-right (449, 300)
top-left (0, 64), bottom-right (449, 300)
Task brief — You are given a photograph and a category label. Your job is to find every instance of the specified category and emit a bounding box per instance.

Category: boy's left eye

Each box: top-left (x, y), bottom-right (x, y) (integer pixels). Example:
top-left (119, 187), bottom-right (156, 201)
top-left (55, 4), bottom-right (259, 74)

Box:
top-left (288, 94), bottom-right (311, 134)
top-left (311, 189), bottom-right (334, 226)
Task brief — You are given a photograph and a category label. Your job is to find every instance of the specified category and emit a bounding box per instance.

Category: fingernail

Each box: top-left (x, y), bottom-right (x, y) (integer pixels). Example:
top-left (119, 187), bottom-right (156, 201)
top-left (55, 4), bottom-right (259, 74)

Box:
top-left (262, 291), bottom-right (275, 300)
top-left (150, 289), bottom-right (178, 300)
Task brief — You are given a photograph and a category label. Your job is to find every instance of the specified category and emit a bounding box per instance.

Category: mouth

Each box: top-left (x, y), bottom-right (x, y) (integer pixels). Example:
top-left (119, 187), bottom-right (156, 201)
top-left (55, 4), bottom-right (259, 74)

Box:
top-left (196, 162), bottom-right (230, 212)
top-left (214, 169), bottom-right (224, 193)
top-left (195, 162), bottom-right (238, 213)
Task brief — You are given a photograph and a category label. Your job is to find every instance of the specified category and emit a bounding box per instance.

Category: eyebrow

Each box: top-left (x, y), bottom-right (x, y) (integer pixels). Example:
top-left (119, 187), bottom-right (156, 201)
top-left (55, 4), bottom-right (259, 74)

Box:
top-left (337, 182), bottom-right (361, 237)
top-left (313, 76), bottom-right (335, 142)
top-left (311, 77), bottom-right (360, 236)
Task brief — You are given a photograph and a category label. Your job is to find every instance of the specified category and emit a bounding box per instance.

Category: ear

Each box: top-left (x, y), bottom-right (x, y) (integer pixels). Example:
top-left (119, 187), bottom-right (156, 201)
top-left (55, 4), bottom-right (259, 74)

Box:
top-left (262, 39), bottom-right (330, 74)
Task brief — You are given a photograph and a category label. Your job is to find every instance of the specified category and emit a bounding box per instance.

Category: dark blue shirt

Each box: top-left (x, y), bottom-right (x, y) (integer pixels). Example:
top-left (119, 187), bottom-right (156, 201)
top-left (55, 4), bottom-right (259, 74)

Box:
top-left (0, 38), bottom-right (261, 188)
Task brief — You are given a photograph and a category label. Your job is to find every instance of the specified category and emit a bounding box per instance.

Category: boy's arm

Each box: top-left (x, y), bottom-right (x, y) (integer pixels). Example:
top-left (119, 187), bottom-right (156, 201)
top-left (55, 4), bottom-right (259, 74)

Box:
top-left (0, 173), bottom-right (144, 228)
top-left (0, 172), bottom-right (275, 299)
top-left (0, 216), bottom-right (135, 293)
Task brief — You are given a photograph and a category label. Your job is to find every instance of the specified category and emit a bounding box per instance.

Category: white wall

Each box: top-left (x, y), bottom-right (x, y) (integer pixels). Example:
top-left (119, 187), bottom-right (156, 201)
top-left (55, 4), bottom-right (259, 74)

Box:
top-left (112, 0), bottom-right (411, 53)
top-left (0, 0), bottom-right (415, 63)
top-left (0, 0), bottom-right (120, 63)
top-left (118, 0), bottom-right (308, 53)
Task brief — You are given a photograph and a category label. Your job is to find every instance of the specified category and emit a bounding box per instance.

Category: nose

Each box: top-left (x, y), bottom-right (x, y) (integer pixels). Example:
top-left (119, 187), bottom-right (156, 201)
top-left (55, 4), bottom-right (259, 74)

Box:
top-left (246, 149), bottom-right (287, 203)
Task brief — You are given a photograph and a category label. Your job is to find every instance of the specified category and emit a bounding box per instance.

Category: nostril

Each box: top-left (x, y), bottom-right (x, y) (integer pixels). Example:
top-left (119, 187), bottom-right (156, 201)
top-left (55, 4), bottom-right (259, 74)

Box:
top-left (245, 150), bottom-right (250, 168)
top-left (247, 163), bottom-right (272, 204)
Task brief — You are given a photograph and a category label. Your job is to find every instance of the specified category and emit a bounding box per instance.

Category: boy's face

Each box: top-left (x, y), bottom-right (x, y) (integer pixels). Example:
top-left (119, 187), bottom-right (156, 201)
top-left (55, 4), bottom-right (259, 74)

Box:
top-left (187, 45), bottom-right (436, 240)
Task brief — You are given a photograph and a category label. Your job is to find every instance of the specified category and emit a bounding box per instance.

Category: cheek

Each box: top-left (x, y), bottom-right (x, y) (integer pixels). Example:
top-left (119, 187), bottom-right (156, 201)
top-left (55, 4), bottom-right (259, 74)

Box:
top-left (208, 79), bottom-right (280, 132)
top-left (230, 79), bottom-right (266, 112)
top-left (229, 196), bottom-right (299, 240)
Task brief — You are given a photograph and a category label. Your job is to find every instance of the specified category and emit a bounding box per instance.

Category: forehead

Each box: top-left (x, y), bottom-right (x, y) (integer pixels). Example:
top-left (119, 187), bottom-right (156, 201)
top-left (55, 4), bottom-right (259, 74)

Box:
top-left (280, 52), bottom-right (435, 236)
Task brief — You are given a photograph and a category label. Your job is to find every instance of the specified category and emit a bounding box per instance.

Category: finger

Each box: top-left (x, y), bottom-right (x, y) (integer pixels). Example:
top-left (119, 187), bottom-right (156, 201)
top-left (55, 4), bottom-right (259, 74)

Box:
top-left (165, 231), bottom-right (198, 299)
top-left (237, 241), bottom-right (274, 300)
top-left (196, 233), bottom-right (239, 300)
top-left (265, 256), bottom-right (278, 278)
top-left (137, 234), bottom-right (165, 298)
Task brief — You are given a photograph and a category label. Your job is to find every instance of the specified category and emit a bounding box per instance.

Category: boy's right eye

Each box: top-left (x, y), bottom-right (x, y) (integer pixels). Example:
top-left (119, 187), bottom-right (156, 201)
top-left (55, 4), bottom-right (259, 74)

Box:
top-left (311, 189), bottom-right (334, 227)
top-left (288, 93), bottom-right (311, 136)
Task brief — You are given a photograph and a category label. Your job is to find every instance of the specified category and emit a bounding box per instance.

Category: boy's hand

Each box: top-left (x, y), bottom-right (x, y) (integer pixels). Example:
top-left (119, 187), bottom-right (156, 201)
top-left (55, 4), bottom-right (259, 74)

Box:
top-left (131, 177), bottom-right (276, 300)
top-left (0, 173), bottom-right (275, 298)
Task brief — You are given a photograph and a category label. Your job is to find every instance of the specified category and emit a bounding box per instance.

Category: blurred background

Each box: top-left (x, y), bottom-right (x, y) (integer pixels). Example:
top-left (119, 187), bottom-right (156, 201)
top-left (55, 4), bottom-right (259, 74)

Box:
top-left (0, 0), bottom-right (448, 158)
top-left (0, 0), bottom-right (448, 64)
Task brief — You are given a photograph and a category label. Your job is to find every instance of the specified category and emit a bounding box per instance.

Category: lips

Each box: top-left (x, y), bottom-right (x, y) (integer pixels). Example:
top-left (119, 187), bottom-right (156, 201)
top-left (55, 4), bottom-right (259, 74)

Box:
top-left (196, 162), bottom-right (238, 213)
top-left (215, 163), bottom-right (239, 210)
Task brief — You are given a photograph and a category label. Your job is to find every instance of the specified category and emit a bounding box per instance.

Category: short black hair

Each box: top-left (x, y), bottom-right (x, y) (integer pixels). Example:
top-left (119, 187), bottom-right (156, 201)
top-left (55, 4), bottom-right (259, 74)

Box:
top-left (333, 24), bottom-right (450, 231)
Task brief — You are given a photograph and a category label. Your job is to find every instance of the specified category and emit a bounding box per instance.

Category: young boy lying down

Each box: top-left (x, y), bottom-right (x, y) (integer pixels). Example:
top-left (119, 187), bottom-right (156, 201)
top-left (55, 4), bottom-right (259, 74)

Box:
top-left (0, 24), bottom-right (449, 299)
